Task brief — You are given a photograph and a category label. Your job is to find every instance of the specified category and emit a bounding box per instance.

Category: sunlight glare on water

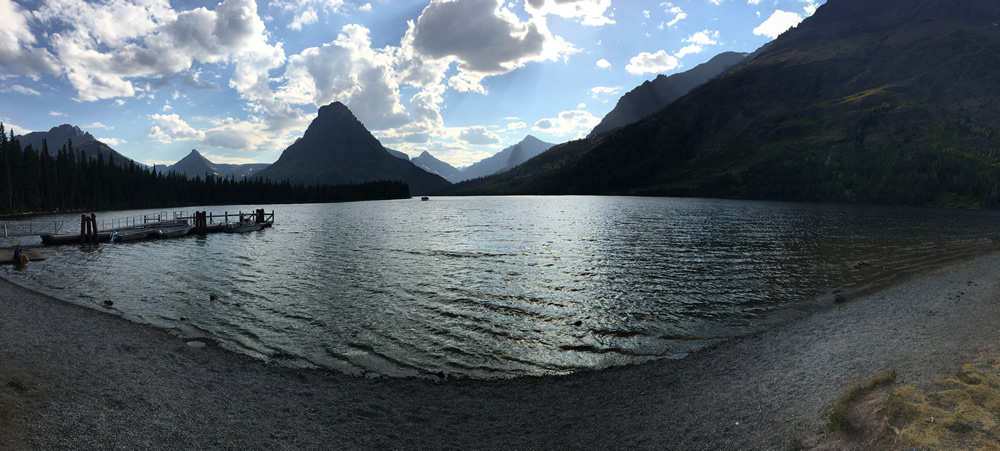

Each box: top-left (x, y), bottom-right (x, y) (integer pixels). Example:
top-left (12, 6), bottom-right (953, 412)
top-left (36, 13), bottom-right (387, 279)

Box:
top-left (4, 196), bottom-right (1000, 379)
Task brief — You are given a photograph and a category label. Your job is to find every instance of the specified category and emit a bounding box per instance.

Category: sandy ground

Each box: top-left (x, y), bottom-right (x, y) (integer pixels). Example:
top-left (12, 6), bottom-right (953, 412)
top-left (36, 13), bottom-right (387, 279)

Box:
top-left (3, 251), bottom-right (1000, 449)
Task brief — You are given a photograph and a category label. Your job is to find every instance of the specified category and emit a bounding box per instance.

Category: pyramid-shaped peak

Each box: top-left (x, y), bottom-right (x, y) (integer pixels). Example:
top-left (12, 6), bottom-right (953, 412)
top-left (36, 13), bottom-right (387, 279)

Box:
top-left (316, 101), bottom-right (356, 120)
top-left (181, 149), bottom-right (213, 163)
top-left (304, 101), bottom-right (372, 139)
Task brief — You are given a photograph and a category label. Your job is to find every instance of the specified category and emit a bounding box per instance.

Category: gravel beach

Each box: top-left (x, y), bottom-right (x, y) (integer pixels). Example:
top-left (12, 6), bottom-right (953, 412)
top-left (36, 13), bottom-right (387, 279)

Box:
top-left (3, 250), bottom-right (1000, 449)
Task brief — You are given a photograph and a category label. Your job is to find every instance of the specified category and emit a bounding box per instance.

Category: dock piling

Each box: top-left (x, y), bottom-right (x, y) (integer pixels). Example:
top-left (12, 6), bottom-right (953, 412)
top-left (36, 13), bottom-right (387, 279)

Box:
top-left (80, 214), bottom-right (98, 243)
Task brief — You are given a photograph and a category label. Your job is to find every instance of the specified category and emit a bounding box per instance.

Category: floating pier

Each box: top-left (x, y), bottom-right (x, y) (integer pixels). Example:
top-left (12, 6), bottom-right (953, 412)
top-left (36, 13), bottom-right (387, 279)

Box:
top-left (38, 209), bottom-right (274, 245)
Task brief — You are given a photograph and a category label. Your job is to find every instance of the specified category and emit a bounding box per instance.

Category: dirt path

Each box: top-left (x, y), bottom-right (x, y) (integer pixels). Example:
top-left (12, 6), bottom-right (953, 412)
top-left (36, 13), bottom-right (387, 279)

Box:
top-left (3, 252), bottom-right (1000, 449)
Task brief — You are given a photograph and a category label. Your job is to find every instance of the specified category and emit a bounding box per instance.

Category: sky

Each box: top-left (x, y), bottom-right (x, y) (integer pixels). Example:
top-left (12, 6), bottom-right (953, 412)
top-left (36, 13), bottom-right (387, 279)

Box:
top-left (0, 0), bottom-right (825, 168)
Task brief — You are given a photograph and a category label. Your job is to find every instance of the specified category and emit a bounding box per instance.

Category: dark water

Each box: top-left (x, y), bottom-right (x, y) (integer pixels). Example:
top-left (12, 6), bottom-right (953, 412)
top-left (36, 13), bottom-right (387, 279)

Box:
top-left (4, 197), bottom-right (999, 378)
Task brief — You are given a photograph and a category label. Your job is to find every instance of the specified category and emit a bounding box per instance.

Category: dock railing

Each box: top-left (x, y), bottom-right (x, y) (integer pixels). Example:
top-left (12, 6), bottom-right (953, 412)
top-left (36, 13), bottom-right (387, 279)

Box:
top-left (0, 220), bottom-right (66, 238)
top-left (30, 208), bottom-right (274, 244)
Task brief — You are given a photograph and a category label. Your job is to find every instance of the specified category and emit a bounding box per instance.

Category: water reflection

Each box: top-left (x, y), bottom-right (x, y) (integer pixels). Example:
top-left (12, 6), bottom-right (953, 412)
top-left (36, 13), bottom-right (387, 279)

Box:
top-left (3, 197), bottom-right (999, 378)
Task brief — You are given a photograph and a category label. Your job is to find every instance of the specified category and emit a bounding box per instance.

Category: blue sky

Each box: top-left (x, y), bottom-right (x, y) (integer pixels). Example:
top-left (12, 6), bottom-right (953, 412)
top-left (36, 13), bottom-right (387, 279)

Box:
top-left (0, 0), bottom-right (824, 168)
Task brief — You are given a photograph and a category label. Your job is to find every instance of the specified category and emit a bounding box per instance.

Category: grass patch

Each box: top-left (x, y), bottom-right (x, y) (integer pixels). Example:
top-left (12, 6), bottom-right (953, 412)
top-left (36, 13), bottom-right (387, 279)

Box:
top-left (886, 358), bottom-right (1000, 448)
top-left (6, 380), bottom-right (28, 393)
top-left (838, 86), bottom-right (890, 105)
top-left (826, 368), bottom-right (898, 432)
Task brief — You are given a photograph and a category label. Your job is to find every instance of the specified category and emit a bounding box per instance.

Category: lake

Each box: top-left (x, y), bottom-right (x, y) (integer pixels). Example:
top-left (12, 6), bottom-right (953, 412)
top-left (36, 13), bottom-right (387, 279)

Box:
top-left (3, 196), bottom-right (999, 379)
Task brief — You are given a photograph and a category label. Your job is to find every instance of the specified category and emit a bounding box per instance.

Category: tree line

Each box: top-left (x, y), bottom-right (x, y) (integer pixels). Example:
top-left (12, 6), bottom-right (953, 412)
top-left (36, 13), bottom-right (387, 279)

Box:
top-left (0, 123), bottom-right (411, 216)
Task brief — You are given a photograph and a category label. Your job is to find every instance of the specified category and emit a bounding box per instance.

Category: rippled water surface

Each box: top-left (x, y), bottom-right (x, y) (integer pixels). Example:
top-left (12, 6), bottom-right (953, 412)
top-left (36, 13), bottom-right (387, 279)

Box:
top-left (4, 197), bottom-right (1000, 378)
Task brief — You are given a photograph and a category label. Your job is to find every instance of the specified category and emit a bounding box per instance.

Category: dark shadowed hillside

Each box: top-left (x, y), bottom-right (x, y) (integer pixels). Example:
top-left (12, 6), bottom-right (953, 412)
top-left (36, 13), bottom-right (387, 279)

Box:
top-left (587, 51), bottom-right (748, 139)
top-left (450, 0), bottom-right (1000, 208)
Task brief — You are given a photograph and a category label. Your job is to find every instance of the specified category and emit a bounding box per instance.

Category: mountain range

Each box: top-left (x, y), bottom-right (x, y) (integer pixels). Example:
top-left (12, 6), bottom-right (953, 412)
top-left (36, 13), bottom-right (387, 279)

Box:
top-left (16, 0), bottom-right (996, 208)
top-left (587, 51), bottom-right (748, 139)
top-left (409, 135), bottom-right (555, 183)
top-left (16, 124), bottom-right (135, 166)
top-left (447, 0), bottom-right (1000, 208)
top-left (10, 36), bottom-right (763, 198)
top-left (455, 135), bottom-right (555, 182)
top-left (253, 102), bottom-right (450, 194)
top-left (166, 149), bottom-right (269, 179)
top-left (411, 151), bottom-right (464, 182)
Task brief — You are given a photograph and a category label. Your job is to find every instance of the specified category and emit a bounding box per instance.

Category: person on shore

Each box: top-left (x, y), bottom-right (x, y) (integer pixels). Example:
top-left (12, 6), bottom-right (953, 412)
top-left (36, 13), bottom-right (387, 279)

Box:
top-left (13, 244), bottom-right (29, 264)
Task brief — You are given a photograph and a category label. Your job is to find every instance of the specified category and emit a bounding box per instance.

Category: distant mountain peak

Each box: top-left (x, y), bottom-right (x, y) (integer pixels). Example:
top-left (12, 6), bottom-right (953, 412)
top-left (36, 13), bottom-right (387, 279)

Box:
top-left (317, 101), bottom-right (356, 122)
top-left (412, 150), bottom-right (463, 183)
top-left (168, 148), bottom-right (269, 180)
top-left (450, 135), bottom-right (555, 182)
top-left (587, 51), bottom-right (749, 139)
top-left (254, 101), bottom-right (450, 194)
top-left (15, 123), bottom-right (133, 166)
top-left (50, 124), bottom-right (89, 135)
top-left (448, 0), bottom-right (1000, 207)
top-left (179, 148), bottom-right (210, 161)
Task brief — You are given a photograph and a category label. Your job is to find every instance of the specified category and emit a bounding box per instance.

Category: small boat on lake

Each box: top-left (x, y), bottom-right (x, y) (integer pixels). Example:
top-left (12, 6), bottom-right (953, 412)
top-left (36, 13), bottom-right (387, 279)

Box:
top-left (223, 221), bottom-right (264, 233)
top-left (155, 223), bottom-right (194, 238)
top-left (421, 196), bottom-right (429, 201)
top-left (111, 227), bottom-right (152, 242)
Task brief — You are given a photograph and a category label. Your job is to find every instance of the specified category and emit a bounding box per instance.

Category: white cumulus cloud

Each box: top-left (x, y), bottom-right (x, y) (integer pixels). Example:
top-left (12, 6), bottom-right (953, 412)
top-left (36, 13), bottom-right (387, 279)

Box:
top-left (288, 8), bottom-right (318, 30)
top-left (524, 0), bottom-right (614, 26)
top-left (148, 113), bottom-right (205, 143)
top-left (625, 50), bottom-right (679, 75)
top-left (663, 4), bottom-right (687, 28)
top-left (675, 30), bottom-right (720, 58)
top-left (85, 122), bottom-right (111, 130)
top-left (590, 86), bottom-right (620, 98)
top-left (531, 109), bottom-right (600, 139)
top-left (459, 126), bottom-right (501, 145)
top-left (753, 10), bottom-right (803, 39)
top-left (98, 137), bottom-right (126, 146)
top-left (403, 0), bottom-right (578, 94)
top-left (279, 24), bottom-right (409, 131)
top-left (0, 0), bottom-right (63, 78)
top-left (802, 0), bottom-right (820, 15)
top-left (28, 0), bottom-right (286, 104)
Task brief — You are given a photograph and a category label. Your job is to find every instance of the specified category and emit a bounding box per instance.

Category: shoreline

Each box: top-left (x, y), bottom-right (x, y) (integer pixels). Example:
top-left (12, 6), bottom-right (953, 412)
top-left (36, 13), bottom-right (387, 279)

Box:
top-left (4, 251), bottom-right (1000, 448)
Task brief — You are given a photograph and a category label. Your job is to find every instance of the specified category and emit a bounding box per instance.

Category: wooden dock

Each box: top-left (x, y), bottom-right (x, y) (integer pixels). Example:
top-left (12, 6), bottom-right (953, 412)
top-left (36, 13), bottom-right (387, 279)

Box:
top-left (38, 209), bottom-right (274, 245)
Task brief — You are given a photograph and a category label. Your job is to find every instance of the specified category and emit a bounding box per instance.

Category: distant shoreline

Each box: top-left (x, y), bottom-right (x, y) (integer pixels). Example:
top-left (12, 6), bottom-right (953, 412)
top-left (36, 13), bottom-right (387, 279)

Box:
top-left (3, 249), bottom-right (1000, 448)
